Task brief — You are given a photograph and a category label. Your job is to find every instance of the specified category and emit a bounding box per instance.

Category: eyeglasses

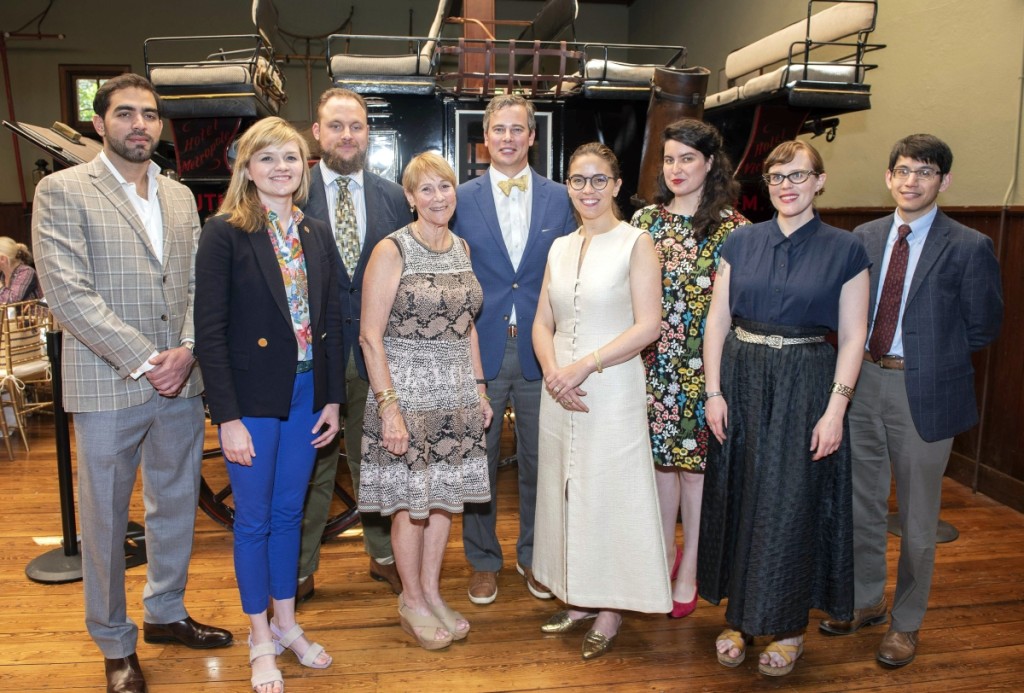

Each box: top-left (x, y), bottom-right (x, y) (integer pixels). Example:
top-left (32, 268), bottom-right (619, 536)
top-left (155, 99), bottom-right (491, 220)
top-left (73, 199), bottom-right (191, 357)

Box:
top-left (567, 174), bottom-right (615, 191)
top-left (762, 170), bottom-right (818, 186)
top-left (891, 166), bottom-right (940, 180)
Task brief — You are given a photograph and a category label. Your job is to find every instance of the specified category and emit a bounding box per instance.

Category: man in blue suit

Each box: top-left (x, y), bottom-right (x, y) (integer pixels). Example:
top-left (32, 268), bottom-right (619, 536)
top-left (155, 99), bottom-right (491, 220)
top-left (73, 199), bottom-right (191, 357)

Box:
top-left (297, 88), bottom-right (412, 600)
top-left (819, 134), bottom-right (1002, 666)
top-left (453, 94), bottom-right (577, 604)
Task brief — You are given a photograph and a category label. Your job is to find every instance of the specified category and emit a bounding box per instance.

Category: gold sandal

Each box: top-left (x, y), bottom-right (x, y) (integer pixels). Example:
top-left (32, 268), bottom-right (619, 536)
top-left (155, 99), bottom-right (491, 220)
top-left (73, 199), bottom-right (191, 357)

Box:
top-left (758, 638), bottom-right (804, 676)
top-left (716, 628), bottom-right (750, 667)
top-left (398, 596), bottom-right (453, 651)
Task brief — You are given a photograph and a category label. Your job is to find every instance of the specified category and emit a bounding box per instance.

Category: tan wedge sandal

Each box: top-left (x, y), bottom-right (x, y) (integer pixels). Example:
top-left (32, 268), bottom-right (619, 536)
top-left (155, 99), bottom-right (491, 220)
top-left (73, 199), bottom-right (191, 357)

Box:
top-left (399, 596), bottom-right (454, 651)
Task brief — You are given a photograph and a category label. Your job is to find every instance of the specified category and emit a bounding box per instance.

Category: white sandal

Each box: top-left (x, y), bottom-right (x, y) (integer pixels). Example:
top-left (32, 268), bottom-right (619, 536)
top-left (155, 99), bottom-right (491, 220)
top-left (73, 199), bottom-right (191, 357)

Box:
top-left (270, 620), bottom-right (332, 669)
top-left (248, 637), bottom-right (284, 693)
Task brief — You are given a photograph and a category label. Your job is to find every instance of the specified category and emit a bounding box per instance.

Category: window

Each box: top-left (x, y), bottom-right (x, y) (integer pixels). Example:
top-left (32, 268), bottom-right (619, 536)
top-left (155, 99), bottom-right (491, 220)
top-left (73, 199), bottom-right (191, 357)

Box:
top-left (58, 65), bottom-right (131, 135)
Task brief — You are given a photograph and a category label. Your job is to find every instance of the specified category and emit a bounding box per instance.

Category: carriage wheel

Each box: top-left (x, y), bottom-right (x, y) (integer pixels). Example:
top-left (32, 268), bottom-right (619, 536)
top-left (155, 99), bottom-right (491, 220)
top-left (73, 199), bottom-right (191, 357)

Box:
top-left (198, 448), bottom-right (361, 541)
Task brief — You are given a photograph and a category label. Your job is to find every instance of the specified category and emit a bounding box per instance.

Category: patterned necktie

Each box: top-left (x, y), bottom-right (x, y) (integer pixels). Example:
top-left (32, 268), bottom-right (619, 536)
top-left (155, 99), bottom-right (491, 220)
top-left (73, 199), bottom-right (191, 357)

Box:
top-left (334, 176), bottom-right (360, 274)
top-left (497, 175), bottom-right (528, 196)
top-left (868, 224), bottom-right (912, 361)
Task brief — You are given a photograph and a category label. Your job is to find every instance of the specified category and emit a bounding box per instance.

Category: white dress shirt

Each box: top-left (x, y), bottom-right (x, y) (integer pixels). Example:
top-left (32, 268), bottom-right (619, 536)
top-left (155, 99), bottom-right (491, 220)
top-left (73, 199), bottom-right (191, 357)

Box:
top-left (99, 151), bottom-right (166, 378)
top-left (490, 165), bottom-right (533, 325)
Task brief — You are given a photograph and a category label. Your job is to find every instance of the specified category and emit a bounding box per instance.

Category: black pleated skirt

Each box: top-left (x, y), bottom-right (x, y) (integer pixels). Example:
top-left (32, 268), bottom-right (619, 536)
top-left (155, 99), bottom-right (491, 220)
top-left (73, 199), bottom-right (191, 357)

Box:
top-left (697, 319), bottom-right (853, 636)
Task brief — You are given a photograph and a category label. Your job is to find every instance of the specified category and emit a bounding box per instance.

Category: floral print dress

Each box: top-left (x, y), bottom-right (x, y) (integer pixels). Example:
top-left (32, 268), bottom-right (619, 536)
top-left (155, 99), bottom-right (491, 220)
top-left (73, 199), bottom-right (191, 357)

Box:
top-left (631, 205), bottom-right (748, 470)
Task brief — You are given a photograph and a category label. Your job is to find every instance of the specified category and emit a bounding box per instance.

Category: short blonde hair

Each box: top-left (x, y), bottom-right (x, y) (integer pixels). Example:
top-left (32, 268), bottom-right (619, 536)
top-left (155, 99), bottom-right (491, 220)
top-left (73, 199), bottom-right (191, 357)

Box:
top-left (218, 117), bottom-right (311, 233)
top-left (401, 151), bottom-right (456, 195)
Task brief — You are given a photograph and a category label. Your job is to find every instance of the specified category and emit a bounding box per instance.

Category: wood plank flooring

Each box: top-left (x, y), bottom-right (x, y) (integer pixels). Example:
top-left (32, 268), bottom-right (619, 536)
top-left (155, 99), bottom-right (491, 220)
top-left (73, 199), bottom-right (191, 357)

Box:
top-left (3, 416), bottom-right (1024, 691)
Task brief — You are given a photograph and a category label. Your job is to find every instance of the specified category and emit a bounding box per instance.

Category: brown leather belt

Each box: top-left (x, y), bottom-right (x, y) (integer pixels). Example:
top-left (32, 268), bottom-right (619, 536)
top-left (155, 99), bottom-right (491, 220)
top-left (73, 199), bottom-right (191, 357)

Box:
top-left (508, 324), bottom-right (518, 338)
top-left (863, 350), bottom-right (905, 370)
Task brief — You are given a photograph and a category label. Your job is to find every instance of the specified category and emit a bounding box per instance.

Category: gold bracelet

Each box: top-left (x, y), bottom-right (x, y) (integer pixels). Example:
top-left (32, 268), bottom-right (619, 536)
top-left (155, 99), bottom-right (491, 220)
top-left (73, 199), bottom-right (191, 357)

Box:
top-left (374, 388), bottom-right (397, 403)
top-left (378, 397), bottom-right (399, 414)
top-left (829, 381), bottom-right (856, 400)
top-left (593, 349), bottom-right (604, 373)
top-left (480, 392), bottom-right (492, 402)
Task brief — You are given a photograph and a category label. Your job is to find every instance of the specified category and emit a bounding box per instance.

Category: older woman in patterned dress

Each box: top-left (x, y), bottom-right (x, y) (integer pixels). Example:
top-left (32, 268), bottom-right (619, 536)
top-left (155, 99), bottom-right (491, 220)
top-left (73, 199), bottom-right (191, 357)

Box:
top-left (630, 119), bottom-right (749, 618)
top-left (359, 152), bottom-right (492, 651)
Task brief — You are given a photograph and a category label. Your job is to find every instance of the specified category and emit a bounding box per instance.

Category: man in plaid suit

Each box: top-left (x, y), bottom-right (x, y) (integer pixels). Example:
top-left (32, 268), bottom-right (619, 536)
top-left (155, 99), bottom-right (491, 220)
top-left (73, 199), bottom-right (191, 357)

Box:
top-left (33, 73), bottom-right (230, 693)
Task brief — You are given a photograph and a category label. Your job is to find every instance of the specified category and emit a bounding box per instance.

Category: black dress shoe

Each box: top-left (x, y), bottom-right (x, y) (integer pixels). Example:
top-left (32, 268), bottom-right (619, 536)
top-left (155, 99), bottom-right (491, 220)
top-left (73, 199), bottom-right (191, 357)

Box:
top-left (142, 616), bottom-right (232, 649)
top-left (105, 653), bottom-right (147, 693)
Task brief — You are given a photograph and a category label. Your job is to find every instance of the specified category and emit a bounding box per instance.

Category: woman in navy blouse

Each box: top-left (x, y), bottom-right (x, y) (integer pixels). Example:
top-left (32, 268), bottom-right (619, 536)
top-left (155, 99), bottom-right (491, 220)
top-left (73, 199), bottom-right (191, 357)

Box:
top-left (195, 117), bottom-right (344, 693)
top-left (697, 140), bottom-right (869, 677)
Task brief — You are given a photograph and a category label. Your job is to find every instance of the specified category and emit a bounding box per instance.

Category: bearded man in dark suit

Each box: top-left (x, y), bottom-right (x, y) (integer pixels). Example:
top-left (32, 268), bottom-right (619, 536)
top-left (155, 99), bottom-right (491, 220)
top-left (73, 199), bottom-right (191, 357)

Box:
top-left (297, 88), bottom-right (412, 600)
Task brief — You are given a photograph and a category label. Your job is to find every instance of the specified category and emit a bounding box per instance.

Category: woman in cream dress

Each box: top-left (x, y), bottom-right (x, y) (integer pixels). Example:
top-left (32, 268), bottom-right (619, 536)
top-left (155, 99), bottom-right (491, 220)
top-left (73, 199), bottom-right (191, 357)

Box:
top-left (533, 142), bottom-right (671, 661)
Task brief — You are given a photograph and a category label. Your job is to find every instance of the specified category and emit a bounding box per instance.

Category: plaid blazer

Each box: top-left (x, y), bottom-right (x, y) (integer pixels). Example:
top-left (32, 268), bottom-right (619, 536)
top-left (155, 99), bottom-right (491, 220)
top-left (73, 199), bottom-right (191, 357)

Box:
top-left (32, 156), bottom-right (203, 412)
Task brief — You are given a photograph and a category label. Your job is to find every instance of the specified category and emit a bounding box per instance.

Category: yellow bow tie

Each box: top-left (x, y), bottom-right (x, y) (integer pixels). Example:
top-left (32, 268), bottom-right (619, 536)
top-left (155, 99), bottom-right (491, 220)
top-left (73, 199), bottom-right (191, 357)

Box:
top-left (497, 175), bottom-right (528, 196)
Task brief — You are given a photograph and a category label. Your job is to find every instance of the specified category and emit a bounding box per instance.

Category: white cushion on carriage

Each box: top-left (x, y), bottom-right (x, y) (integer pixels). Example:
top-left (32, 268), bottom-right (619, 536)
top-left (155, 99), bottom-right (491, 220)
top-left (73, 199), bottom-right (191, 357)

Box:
top-left (704, 85), bottom-right (741, 109)
top-left (330, 53), bottom-right (432, 77)
top-left (739, 62), bottom-right (863, 99)
top-left (583, 59), bottom-right (657, 83)
top-left (723, 2), bottom-right (874, 80)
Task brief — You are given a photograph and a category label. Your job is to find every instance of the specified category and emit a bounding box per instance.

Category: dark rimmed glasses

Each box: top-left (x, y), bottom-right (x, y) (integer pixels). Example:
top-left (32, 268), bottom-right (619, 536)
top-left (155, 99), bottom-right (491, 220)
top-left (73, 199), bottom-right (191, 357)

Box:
top-left (762, 170), bottom-right (819, 186)
top-left (567, 174), bottom-right (615, 191)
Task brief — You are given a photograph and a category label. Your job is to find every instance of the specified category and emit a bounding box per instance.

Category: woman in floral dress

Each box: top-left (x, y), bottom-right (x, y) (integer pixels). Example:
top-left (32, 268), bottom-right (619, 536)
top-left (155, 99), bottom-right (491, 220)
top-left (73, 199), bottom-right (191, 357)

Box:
top-left (631, 119), bottom-right (749, 618)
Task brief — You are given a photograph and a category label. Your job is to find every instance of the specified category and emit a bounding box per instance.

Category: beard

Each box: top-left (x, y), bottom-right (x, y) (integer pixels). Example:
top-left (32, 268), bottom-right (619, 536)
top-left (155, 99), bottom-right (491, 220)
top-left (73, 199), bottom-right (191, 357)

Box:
top-left (320, 144), bottom-right (367, 176)
top-left (108, 133), bottom-right (155, 163)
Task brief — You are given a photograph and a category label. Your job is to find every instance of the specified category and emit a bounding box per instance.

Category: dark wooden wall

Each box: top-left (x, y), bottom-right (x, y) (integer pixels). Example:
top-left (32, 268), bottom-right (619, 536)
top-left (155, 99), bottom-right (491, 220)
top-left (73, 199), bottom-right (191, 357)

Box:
top-left (822, 206), bottom-right (1024, 512)
top-left (0, 202), bottom-right (31, 245)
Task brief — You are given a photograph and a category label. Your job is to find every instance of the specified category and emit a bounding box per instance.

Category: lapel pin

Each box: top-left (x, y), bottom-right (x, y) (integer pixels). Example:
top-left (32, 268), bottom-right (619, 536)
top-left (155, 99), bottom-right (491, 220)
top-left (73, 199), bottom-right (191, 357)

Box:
top-left (303, 225), bottom-right (310, 234)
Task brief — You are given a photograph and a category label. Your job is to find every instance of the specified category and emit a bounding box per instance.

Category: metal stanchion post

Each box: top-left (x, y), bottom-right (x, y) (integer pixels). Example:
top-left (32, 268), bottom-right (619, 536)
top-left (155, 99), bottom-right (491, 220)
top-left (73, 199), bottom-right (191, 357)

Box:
top-left (25, 329), bottom-right (148, 583)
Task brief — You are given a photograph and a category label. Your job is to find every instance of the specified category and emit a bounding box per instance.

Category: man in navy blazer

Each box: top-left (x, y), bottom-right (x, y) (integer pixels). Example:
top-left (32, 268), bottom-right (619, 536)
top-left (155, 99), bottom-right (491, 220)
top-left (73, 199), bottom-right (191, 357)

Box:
top-left (297, 88), bottom-right (412, 600)
top-left (452, 94), bottom-right (577, 604)
top-left (819, 135), bottom-right (1003, 667)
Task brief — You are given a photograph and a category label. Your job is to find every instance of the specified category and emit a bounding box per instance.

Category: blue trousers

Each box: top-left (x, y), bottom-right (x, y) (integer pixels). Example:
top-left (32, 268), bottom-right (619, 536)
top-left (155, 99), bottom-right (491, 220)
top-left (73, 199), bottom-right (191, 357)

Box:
top-left (226, 370), bottom-right (321, 614)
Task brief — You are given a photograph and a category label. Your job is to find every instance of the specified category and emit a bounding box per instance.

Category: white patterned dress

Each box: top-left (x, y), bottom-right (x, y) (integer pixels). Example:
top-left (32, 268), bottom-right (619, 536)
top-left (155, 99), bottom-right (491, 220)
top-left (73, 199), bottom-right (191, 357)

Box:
top-left (359, 226), bottom-right (490, 519)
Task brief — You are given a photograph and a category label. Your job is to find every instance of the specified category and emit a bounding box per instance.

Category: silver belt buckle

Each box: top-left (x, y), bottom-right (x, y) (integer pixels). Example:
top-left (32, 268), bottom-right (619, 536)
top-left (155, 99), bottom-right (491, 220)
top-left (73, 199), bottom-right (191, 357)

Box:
top-left (766, 334), bottom-right (784, 349)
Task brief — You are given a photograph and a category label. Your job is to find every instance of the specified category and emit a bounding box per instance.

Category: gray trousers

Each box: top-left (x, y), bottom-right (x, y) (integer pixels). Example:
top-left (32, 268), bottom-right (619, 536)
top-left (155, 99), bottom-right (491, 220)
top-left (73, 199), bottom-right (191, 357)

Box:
top-left (850, 361), bottom-right (953, 632)
top-left (463, 335), bottom-right (541, 572)
top-left (75, 394), bottom-right (205, 658)
top-left (299, 352), bottom-right (392, 577)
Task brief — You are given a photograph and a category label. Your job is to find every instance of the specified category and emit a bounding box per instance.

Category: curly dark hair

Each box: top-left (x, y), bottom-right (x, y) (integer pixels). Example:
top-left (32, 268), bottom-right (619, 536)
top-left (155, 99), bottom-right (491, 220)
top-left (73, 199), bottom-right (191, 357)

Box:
top-left (653, 119), bottom-right (739, 243)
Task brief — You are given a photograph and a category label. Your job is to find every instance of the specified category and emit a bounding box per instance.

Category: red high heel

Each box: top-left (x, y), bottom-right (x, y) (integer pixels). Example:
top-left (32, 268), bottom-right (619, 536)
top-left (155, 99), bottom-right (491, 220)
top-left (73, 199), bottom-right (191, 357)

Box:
top-left (670, 546), bottom-right (682, 581)
top-left (669, 582), bottom-right (698, 619)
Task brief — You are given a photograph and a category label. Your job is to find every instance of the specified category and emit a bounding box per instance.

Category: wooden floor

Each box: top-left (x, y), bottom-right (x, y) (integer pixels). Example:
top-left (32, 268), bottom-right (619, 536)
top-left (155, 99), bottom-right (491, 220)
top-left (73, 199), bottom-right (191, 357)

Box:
top-left (4, 415), bottom-right (1024, 692)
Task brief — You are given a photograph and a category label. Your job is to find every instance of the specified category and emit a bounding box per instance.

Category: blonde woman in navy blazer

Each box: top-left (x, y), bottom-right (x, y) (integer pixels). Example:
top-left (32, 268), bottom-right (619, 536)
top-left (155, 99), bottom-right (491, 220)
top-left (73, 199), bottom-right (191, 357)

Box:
top-left (195, 117), bottom-right (344, 693)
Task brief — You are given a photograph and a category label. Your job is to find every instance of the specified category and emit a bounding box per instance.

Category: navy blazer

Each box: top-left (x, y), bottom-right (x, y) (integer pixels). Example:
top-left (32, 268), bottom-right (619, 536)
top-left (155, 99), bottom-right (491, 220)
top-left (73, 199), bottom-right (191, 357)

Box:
top-left (303, 165), bottom-right (412, 379)
top-left (195, 214), bottom-right (345, 424)
top-left (855, 209), bottom-right (1002, 442)
top-left (452, 168), bottom-right (576, 381)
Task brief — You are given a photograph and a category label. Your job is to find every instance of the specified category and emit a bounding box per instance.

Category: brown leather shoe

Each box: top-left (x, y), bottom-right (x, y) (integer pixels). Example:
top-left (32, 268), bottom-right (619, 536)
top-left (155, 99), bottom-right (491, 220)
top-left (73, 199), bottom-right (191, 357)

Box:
top-left (369, 557), bottom-right (403, 594)
top-left (877, 628), bottom-right (918, 667)
top-left (296, 573), bottom-right (315, 603)
top-left (819, 598), bottom-right (888, 635)
top-left (142, 616), bottom-right (232, 649)
top-left (516, 562), bottom-right (554, 599)
top-left (104, 653), bottom-right (147, 693)
top-left (468, 570), bottom-right (498, 605)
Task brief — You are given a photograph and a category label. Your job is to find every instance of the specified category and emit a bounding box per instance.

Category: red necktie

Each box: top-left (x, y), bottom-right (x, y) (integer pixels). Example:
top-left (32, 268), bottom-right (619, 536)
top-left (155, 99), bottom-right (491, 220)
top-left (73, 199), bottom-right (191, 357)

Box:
top-left (868, 224), bottom-right (912, 361)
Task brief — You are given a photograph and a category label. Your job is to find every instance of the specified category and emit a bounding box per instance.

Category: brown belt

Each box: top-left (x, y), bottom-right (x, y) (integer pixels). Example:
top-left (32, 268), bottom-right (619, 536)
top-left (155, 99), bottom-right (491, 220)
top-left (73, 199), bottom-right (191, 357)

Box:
top-left (508, 324), bottom-right (518, 338)
top-left (863, 350), bottom-right (905, 370)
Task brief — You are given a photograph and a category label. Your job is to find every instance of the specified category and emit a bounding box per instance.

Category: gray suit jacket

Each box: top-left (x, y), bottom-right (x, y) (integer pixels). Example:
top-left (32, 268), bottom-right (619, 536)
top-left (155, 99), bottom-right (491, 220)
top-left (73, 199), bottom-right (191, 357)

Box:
top-left (855, 210), bottom-right (1002, 442)
top-left (303, 166), bottom-right (412, 379)
top-left (32, 156), bottom-right (203, 412)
